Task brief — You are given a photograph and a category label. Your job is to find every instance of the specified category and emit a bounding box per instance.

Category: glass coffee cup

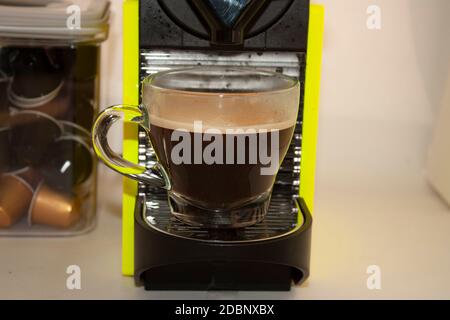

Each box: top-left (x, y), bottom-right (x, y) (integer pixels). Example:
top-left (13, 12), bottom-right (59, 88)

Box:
top-left (92, 67), bottom-right (300, 228)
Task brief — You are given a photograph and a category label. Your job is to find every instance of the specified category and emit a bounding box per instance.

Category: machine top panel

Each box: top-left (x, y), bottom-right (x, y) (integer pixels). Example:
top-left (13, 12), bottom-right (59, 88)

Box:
top-left (139, 0), bottom-right (310, 51)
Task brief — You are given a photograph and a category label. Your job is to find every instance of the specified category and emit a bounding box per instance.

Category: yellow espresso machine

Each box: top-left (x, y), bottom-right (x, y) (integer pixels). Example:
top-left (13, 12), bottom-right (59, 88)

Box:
top-left (121, 0), bottom-right (324, 290)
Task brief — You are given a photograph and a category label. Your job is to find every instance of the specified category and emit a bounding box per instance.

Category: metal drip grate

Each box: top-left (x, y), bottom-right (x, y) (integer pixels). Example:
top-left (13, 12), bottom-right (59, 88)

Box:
top-left (139, 186), bottom-right (301, 242)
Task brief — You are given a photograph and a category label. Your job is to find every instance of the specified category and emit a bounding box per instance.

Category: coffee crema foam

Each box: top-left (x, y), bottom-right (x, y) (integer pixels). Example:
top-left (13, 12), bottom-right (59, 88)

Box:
top-left (149, 108), bottom-right (296, 133)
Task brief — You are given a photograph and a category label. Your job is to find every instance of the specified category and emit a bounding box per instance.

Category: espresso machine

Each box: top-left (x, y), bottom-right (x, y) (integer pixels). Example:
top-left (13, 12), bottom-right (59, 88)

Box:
top-left (121, 0), bottom-right (324, 290)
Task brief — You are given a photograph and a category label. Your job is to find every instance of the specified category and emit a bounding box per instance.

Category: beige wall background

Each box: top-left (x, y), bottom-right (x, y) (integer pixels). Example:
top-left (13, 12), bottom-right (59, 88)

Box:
top-left (315, 0), bottom-right (450, 189)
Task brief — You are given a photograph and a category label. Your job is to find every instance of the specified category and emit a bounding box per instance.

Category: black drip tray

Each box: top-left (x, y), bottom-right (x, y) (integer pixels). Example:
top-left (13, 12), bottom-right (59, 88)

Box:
top-left (142, 261), bottom-right (294, 291)
top-left (140, 185), bottom-right (302, 243)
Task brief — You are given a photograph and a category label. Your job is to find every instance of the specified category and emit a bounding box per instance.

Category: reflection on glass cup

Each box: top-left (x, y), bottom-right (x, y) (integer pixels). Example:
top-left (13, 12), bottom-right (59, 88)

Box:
top-left (93, 67), bottom-right (300, 229)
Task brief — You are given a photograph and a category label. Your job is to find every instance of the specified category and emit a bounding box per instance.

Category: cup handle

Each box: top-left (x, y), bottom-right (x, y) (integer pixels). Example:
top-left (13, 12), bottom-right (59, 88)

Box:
top-left (92, 104), bottom-right (170, 190)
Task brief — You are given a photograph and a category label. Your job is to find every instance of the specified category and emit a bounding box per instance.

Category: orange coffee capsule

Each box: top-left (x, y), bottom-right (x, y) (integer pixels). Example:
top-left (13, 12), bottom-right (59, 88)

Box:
top-left (29, 183), bottom-right (81, 228)
top-left (0, 175), bottom-right (33, 228)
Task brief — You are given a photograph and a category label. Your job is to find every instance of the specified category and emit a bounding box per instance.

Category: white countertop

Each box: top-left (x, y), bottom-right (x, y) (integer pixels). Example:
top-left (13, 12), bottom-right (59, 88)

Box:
top-left (1, 160), bottom-right (449, 300)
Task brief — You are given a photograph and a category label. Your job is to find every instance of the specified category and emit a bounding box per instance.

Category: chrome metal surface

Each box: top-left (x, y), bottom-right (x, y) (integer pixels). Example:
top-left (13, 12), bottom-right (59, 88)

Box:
top-left (140, 51), bottom-right (304, 78)
top-left (140, 185), bottom-right (301, 243)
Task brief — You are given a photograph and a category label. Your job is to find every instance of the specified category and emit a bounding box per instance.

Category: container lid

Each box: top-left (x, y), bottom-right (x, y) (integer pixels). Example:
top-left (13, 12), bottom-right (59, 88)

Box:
top-left (0, 0), bottom-right (110, 44)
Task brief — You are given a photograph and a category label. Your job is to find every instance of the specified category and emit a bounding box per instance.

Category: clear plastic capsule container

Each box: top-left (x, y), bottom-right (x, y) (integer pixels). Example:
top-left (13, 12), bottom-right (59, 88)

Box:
top-left (0, 0), bottom-right (110, 235)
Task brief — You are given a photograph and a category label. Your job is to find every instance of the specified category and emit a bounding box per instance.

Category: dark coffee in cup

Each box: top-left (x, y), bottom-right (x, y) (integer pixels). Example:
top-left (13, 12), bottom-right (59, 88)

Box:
top-left (149, 112), bottom-right (295, 209)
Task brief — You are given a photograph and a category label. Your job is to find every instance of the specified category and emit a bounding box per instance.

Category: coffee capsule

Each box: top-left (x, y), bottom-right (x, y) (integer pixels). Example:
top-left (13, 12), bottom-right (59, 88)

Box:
top-left (29, 183), bottom-right (81, 228)
top-left (0, 72), bottom-right (11, 171)
top-left (8, 79), bottom-right (71, 120)
top-left (14, 167), bottom-right (43, 190)
top-left (50, 47), bottom-right (76, 75)
top-left (40, 136), bottom-right (93, 191)
top-left (8, 48), bottom-right (63, 99)
top-left (59, 120), bottom-right (91, 142)
top-left (7, 48), bottom-right (70, 120)
top-left (74, 93), bottom-right (95, 131)
top-left (0, 126), bottom-right (11, 173)
top-left (0, 174), bottom-right (33, 228)
top-left (0, 48), bottom-right (13, 76)
top-left (0, 70), bottom-right (10, 126)
top-left (9, 111), bottom-right (62, 167)
top-left (63, 81), bottom-right (95, 131)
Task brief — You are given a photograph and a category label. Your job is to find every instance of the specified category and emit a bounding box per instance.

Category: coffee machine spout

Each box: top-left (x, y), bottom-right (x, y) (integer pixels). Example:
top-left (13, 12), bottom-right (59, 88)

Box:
top-left (190, 0), bottom-right (269, 45)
